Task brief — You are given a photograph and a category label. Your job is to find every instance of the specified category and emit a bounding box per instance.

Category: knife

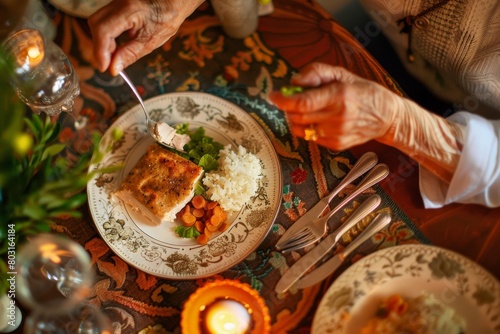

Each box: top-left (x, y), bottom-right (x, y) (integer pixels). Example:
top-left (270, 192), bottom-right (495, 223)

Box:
top-left (274, 194), bottom-right (382, 294)
top-left (276, 152), bottom-right (378, 250)
top-left (296, 211), bottom-right (392, 289)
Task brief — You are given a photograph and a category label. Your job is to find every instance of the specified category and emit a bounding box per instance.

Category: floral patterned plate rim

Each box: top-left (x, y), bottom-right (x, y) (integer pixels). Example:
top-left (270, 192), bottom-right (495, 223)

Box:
top-left (312, 244), bottom-right (500, 334)
top-left (48, 0), bottom-right (111, 18)
top-left (87, 92), bottom-right (282, 279)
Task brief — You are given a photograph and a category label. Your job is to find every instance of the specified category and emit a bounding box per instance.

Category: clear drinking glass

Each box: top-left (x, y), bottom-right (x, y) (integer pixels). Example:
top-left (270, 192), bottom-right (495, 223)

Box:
top-left (15, 234), bottom-right (114, 333)
top-left (15, 233), bottom-right (94, 315)
top-left (3, 28), bottom-right (86, 129)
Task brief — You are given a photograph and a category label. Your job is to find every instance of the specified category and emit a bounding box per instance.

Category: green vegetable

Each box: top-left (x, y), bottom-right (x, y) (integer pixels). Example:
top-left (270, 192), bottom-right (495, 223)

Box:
top-left (194, 182), bottom-right (206, 196)
top-left (175, 226), bottom-right (201, 239)
top-left (175, 124), bottom-right (224, 172)
top-left (280, 85), bottom-right (303, 96)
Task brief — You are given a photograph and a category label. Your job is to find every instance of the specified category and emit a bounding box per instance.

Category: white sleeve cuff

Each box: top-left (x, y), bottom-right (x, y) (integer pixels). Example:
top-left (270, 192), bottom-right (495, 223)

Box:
top-left (419, 112), bottom-right (500, 208)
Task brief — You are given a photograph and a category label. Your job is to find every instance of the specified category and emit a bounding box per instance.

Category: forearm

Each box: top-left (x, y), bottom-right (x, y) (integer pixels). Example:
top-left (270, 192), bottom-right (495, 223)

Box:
top-left (378, 97), bottom-right (466, 184)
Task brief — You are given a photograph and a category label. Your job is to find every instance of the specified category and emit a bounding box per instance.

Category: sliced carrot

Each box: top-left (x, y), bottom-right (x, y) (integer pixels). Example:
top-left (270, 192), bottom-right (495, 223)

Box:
top-left (176, 204), bottom-right (190, 220)
top-left (219, 211), bottom-right (227, 222)
top-left (209, 215), bottom-right (221, 227)
top-left (212, 205), bottom-right (223, 216)
top-left (218, 222), bottom-right (229, 232)
top-left (204, 228), bottom-right (213, 238)
top-left (206, 222), bottom-right (219, 232)
top-left (206, 201), bottom-right (218, 210)
top-left (191, 195), bottom-right (206, 210)
top-left (197, 234), bottom-right (209, 245)
top-left (176, 197), bottom-right (230, 242)
top-left (192, 208), bottom-right (205, 218)
top-left (181, 212), bottom-right (196, 227)
top-left (195, 221), bottom-right (205, 233)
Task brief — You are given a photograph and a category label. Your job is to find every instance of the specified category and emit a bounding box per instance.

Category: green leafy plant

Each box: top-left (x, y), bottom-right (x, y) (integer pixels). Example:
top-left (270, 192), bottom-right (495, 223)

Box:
top-left (0, 47), bottom-right (118, 294)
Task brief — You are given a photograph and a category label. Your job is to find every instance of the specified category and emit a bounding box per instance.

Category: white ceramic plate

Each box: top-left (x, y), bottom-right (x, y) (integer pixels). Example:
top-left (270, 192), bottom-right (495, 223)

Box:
top-left (312, 244), bottom-right (500, 334)
top-left (49, 0), bottom-right (111, 18)
top-left (87, 92), bottom-right (281, 279)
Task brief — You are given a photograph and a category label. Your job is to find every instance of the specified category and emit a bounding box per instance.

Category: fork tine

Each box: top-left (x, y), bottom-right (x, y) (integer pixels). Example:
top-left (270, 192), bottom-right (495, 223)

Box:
top-left (280, 228), bottom-right (310, 245)
top-left (280, 236), bottom-right (319, 253)
top-left (280, 237), bottom-right (314, 251)
top-left (279, 230), bottom-right (316, 251)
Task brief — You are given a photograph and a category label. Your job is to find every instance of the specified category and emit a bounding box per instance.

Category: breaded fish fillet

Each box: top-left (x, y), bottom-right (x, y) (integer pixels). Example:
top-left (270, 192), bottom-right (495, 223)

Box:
top-left (114, 143), bottom-right (203, 225)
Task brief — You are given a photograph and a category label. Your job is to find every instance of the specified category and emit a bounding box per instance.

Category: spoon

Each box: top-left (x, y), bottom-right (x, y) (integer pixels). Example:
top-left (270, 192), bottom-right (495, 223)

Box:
top-left (118, 70), bottom-right (189, 152)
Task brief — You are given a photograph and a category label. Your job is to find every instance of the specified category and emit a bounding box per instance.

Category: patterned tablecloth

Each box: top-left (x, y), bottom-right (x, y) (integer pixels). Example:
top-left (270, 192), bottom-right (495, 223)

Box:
top-left (22, 0), bottom-right (498, 332)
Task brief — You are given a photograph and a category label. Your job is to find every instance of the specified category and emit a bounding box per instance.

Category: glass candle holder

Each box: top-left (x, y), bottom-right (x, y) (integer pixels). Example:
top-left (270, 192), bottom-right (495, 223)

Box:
top-left (181, 279), bottom-right (271, 334)
top-left (3, 28), bottom-right (87, 129)
top-left (15, 233), bottom-right (94, 315)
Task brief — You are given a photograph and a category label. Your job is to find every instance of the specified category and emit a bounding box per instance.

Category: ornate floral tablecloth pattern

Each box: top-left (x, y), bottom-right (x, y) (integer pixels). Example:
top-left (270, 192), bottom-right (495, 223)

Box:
top-left (36, 0), bottom-right (496, 333)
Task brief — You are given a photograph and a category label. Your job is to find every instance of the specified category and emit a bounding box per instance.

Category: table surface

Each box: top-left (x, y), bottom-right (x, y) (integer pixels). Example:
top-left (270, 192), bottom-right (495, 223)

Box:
top-left (22, 0), bottom-right (500, 332)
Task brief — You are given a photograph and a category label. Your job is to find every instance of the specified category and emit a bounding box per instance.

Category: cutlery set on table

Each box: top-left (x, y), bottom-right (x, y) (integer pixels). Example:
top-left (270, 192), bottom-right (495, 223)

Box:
top-left (275, 152), bottom-right (392, 293)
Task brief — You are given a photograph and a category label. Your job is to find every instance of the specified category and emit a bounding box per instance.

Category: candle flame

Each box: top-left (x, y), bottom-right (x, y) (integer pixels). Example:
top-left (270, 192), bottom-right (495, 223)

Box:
top-left (18, 45), bottom-right (44, 69)
top-left (39, 243), bottom-right (63, 264)
top-left (204, 299), bottom-right (251, 334)
top-left (27, 46), bottom-right (41, 60)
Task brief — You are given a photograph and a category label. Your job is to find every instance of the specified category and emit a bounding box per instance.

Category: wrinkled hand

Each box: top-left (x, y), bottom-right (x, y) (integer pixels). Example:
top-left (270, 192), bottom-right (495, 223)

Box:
top-left (88, 0), bottom-right (204, 76)
top-left (269, 63), bottom-right (403, 151)
top-left (269, 63), bottom-right (465, 183)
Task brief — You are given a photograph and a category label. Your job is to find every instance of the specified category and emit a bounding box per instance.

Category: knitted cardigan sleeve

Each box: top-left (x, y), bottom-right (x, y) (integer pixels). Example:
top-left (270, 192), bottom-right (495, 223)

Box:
top-left (360, 0), bottom-right (500, 119)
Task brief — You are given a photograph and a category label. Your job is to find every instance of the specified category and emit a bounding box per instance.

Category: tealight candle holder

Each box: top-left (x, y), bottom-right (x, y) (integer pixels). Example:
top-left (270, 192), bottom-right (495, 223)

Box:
top-left (3, 28), bottom-right (87, 129)
top-left (181, 279), bottom-right (271, 334)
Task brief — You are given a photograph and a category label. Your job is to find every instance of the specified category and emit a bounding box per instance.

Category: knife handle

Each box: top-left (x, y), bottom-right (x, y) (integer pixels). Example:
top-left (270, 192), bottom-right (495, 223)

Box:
top-left (323, 163), bottom-right (389, 224)
top-left (296, 212), bottom-right (393, 290)
top-left (332, 194), bottom-right (381, 244)
top-left (340, 211), bottom-right (392, 260)
top-left (324, 151), bottom-right (378, 204)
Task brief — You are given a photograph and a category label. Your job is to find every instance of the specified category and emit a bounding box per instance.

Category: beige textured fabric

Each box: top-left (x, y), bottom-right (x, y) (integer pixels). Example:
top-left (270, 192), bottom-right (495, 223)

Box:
top-left (360, 0), bottom-right (500, 119)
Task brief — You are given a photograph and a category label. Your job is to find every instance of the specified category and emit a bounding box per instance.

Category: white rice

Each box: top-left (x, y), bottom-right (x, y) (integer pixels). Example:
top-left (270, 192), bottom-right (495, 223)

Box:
top-left (202, 145), bottom-right (262, 211)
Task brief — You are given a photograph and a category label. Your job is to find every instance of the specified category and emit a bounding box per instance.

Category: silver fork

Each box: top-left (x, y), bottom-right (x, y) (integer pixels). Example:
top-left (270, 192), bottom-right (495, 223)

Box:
top-left (279, 163), bottom-right (389, 252)
top-left (119, 70), bottom-right (188, 152)
top-left (275, 151), bottom-right (378, 249)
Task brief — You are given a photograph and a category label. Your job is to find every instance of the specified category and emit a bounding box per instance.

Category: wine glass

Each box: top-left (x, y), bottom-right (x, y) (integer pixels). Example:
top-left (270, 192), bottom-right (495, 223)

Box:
top-left (15, 233), bottom-right (93, 315)
top-left (3, 28), bottom-right (87, 129)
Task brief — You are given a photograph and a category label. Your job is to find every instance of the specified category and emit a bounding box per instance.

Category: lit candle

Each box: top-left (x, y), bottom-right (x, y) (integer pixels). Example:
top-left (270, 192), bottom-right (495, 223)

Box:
top-left (201, 298), bottom-right (253, 334)
top-left (39, 242), bottom-right (62, 264)
top-left (27, 45), bottom-right (42, 64)
top-left (6, 30), bottom-right (46, 71)
top-left (19, 44), bottom-right (44, 70)
top-left (181, 280), bottom-right (270, 334)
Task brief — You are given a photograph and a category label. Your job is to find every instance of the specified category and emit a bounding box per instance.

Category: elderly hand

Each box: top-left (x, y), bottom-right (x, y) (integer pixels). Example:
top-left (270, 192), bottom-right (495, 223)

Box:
top-left (88, 0), bottom-right (204, 76)
top-left (269, 63), bottom-right (465, 183)
top-left (269, 63), bottom-right (404, 151)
